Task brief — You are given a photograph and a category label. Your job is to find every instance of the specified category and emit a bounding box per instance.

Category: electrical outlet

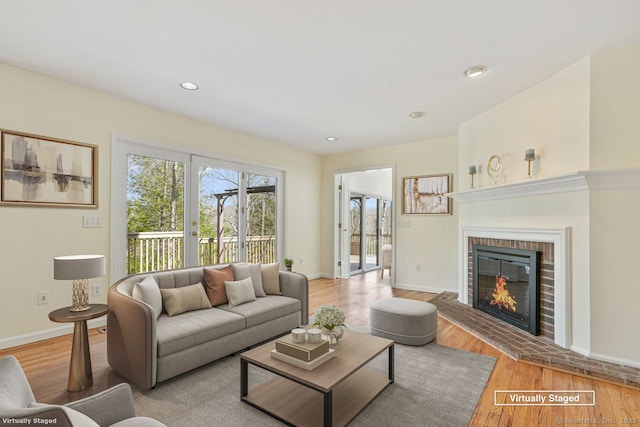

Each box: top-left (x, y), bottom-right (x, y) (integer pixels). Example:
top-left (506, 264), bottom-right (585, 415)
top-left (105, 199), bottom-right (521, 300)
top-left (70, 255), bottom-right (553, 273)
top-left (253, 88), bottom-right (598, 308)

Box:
top-left (38, 291), bottom-right (49, 305)
top-left (92, 283), bottom-right (101, 297)
top-left (416, 264), bottom-right (421, 272)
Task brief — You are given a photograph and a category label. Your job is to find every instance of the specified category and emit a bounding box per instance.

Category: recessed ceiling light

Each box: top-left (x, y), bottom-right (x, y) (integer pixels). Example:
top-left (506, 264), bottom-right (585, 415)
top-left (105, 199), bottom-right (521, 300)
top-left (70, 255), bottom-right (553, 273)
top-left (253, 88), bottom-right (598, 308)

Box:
top-left (409, 111), bottom-right (426, 119)
top-left (464, 66), bottom-right (487, 78)
top-left (180, 81), bottom-right (199, 90)
top-left (326, 137), bottom-right (338, 142)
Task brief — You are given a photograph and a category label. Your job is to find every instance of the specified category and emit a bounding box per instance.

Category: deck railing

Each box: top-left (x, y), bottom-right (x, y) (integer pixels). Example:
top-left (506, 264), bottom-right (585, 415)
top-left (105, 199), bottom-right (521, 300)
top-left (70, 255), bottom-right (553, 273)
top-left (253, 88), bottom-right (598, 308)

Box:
top-left (127, 232), bottom-right (275, 274)
top-left (349, 233), bottom-right (392, 255)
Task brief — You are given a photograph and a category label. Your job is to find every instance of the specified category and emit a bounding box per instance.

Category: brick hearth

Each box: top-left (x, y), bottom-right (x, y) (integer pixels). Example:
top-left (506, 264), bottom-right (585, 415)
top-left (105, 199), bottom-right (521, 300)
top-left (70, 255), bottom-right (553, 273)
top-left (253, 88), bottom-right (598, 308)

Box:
top-left (431, 292), bottom-right (640, 389)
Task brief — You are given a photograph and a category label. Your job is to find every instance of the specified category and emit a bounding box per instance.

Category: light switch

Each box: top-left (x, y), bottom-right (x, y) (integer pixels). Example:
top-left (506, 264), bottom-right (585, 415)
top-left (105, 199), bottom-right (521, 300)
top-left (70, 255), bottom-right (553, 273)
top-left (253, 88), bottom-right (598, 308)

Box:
top-left (83, 216), bottom-right (103, 228)
top-left (397, 218), bottom-right (411, 228)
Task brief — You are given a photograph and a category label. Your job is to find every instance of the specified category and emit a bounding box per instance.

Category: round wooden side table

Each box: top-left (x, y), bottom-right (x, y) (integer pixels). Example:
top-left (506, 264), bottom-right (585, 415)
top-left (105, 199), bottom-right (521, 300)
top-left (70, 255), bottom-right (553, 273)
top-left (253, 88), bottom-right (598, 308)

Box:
top-left (49, 304), bottom-right (110, 392)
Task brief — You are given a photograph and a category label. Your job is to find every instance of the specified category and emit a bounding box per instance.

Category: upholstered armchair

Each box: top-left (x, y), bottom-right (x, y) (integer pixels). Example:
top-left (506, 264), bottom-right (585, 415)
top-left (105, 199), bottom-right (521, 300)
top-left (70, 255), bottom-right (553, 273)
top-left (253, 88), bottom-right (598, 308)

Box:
top-left (0, 355), bottom-right (165, 426)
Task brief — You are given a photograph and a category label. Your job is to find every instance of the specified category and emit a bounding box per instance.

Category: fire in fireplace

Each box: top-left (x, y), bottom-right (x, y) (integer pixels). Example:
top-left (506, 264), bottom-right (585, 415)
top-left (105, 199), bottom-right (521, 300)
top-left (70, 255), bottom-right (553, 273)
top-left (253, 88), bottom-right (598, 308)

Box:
top-left (472, 245), bottom-right (540, 335)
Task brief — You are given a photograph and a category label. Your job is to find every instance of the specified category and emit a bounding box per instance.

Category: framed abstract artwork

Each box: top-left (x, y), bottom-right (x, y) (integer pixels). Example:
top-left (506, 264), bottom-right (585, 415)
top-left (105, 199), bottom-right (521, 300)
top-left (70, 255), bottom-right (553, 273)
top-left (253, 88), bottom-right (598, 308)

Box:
top-left (1, 129), bottom-right (97, 207)
top-left (402, 173), bottom-right (452, 215)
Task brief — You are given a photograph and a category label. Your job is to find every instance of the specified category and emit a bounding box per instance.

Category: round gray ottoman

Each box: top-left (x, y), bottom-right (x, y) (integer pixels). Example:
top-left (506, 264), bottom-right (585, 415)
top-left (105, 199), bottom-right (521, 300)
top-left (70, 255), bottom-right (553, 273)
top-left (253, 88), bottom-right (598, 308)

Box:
top-left (369, 297), bottom-right (437, 345)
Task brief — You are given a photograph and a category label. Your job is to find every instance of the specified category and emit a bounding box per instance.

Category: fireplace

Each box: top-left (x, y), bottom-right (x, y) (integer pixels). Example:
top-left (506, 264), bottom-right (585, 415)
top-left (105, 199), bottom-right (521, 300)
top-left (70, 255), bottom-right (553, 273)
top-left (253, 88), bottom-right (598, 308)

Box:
top-left (472, 245), bottom-right (540, 335)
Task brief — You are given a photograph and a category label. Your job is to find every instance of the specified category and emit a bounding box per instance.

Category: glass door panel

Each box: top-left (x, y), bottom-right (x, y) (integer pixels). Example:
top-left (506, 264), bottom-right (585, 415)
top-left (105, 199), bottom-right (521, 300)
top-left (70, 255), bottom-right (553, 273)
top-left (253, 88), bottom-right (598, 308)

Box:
top-left (126, 154), bottom-right (185, 274)
top-left (197, 166), bottom-right (239, 265)
top-left (381, 199), bottom-right (392, 246)
top-left (349, 196), bottom-right (362, 273)
top-left (245, 173), bottom-right (277, 263)
top-left (364, 197), bottom-right (380, 271)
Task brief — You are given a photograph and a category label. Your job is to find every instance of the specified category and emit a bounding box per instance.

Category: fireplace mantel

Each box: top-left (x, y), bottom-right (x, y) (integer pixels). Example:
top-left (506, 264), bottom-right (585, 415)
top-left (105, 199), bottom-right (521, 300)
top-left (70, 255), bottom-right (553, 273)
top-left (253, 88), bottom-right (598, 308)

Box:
top-left (447, 167), bottom-right (640, 204)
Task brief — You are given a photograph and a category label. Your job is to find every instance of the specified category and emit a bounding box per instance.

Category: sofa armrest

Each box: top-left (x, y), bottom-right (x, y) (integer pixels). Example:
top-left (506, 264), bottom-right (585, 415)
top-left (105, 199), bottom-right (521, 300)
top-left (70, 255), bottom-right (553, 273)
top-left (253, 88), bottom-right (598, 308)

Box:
top-left (66, 383), bottom-right (135, 426)
top-left (279, 271), bottom-right (309, 324)
top-left (107, 278), bottom-right (158, 389)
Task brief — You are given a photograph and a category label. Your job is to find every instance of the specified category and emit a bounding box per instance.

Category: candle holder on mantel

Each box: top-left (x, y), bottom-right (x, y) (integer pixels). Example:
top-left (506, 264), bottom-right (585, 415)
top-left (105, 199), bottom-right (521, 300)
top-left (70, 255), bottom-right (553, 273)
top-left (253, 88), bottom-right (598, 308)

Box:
top-left (468, 165), bottom-right (477, 188)
top-left (524, 149), bottom-right (535, 178)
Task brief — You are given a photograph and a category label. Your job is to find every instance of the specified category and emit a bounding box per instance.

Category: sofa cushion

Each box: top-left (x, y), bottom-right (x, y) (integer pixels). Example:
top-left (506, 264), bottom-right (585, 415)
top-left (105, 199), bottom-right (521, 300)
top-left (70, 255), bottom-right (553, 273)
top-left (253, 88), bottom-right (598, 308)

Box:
top-left (219, 295), bottom-right (301, 328)
top-left (156, 308), bottom-right (245, 357)
top-left (203, 265), bottom-right (233, 306)
top-left (224, 277), bottom-right (257, 307)
top-left (160, 283), bottom-right (211, 317)
top-left (132, 276), bottom-right (163, 319)
top-left (232, 263), bottom-right (266, 297)
top-left (261, 263), bottom-right (281, 295)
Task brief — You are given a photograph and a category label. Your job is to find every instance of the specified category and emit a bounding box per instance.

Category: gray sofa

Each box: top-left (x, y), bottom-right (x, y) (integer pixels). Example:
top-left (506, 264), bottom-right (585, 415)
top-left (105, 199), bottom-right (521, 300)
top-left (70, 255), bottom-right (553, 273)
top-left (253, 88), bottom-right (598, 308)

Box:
top-left (107, 265), bottom-right (308, 390)
top-left (0, 355), bottom-right (165, 426)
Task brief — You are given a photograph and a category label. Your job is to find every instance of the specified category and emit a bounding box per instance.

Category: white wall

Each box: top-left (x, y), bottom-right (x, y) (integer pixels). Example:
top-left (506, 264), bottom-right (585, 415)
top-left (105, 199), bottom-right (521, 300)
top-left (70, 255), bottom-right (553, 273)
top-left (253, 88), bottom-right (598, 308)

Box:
top-left (343, 169), bottom-right (392, 199)
top-left (322, 137), bottom-right (458, 292)
top-left (0, 63), bottom-right (322, 346)
top-left (459, 57), bottom-right (591, 185)
top-left (588, 44), bottom-right (640, 365)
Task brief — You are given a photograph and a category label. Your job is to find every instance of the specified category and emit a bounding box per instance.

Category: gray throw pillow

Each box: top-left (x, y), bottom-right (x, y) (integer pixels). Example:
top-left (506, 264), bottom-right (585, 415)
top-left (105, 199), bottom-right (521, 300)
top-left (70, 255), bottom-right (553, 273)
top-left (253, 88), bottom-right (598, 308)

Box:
top-left (224, 277), bottom-right (257, 308)
top-left (232, 263), bottom-right (266, 297)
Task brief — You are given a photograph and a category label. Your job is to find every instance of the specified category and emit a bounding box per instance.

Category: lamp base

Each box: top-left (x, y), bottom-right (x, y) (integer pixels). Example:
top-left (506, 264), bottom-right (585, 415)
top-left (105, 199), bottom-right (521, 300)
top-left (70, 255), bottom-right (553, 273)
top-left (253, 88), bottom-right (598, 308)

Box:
top-left (70, 279), bottom-right (91, 312)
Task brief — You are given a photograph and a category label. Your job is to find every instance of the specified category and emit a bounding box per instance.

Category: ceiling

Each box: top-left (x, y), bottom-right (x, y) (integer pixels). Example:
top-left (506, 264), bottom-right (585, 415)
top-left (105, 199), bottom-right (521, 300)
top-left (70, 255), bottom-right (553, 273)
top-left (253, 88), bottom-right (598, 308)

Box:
top-left (2, 1), bottom-right (640, 155)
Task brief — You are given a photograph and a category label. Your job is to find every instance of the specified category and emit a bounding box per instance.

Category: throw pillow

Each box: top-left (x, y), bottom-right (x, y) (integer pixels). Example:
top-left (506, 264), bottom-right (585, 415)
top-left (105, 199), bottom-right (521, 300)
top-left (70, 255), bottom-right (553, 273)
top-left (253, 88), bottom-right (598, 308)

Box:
top-left (224, 277), bottom-right (257, 308)
top-left (261, 262), bottom-right (281, 295)
top-left (132, 275), bottom-right (163, 319)
top-left (29, 402), bottom-right (99, 426)
top-left (232, 262), bottom-right (266, 297)
top-left (203, 265), bottom-right (233, 306)
top-left (160, 283), bottom-right (212, 317)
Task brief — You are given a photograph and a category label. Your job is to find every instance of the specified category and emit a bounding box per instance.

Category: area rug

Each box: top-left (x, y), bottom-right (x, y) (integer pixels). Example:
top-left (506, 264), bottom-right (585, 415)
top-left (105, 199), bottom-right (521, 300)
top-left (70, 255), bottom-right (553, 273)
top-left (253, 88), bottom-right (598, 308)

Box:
top-left (131, 333), bottom-right (496, 426)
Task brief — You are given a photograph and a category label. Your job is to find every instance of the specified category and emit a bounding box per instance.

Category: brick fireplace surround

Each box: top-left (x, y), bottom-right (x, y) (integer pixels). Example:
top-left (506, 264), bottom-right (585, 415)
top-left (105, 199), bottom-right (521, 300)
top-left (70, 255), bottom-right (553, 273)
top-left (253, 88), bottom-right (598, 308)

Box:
top-left (468, 237), bottom-right (555, 339)
top-left (430, 292), bottom-right (640, 388)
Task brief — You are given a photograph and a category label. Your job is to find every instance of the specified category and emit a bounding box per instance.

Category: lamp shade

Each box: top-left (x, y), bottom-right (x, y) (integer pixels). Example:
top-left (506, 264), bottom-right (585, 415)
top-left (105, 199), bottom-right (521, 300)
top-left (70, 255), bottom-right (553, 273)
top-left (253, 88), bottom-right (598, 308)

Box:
top-left (54, 255), bottom-right (105, 280)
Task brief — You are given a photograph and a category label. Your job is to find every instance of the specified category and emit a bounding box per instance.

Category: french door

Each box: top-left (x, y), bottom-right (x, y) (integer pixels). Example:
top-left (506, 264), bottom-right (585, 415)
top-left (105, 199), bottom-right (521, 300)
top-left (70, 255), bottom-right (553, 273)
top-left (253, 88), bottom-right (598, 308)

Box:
top-left (349, 194), bottom-right (391, 275)
top-left (112, 140), bottom-right (283, 277)
top-left (191, 156), bottom-right (282, 267)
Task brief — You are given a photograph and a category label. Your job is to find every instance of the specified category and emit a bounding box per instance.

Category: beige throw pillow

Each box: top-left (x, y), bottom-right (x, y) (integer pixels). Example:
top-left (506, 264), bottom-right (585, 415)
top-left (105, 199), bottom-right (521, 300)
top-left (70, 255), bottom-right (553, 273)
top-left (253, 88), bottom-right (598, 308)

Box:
top-left (261, 262), bottom-right (281, 295)
top-left (232, 263), bottom-right (266, 297)
top-left (160, 283), bottom-right (211, 316)
top-left (224, 277), bottom-right (257, 308)
top-left (132, 275), bottom-right (163, 319)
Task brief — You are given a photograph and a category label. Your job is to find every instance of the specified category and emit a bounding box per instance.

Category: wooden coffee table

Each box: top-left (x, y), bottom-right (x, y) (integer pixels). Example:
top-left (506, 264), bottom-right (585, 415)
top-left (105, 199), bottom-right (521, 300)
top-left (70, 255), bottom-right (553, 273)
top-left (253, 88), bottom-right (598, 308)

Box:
top-left (241, 329), bottom-right (394, 427)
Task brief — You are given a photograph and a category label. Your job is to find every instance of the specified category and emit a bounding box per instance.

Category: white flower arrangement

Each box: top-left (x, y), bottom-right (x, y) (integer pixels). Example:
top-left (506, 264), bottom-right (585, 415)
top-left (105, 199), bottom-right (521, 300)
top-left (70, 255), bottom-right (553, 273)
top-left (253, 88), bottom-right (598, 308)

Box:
top-left (313, 304), bottom-right (346, 331)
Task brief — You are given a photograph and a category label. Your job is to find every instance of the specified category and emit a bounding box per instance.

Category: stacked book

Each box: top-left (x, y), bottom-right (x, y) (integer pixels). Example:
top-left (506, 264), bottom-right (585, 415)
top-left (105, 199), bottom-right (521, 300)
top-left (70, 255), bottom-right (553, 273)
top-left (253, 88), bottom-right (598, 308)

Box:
top-left (270, 333), bottom-right (335, 370)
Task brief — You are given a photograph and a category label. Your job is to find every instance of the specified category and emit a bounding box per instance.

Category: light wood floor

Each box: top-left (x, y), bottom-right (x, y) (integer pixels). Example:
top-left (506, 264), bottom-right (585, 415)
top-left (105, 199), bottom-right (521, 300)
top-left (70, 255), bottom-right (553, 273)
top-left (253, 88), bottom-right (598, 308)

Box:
top-left (2, 271), bottom-right (639, 426)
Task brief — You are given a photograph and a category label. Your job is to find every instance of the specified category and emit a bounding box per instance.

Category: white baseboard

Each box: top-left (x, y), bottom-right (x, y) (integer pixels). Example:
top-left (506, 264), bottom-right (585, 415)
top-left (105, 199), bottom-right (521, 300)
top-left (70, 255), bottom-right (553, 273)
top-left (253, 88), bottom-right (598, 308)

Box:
top-left (393, 282), bottom-right (451, 294)
top-left (0, 318), bottom-right (107, 351)
top-left (583, 350), bottom-right (640, 369)
top-left (570, 344), bottom-right (590, 357)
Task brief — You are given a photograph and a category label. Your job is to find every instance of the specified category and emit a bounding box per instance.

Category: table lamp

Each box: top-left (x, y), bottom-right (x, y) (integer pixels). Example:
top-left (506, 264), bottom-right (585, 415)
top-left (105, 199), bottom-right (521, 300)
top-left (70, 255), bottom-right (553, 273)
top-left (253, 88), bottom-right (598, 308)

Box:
top-left (54, 255), bottom-right (105, 311)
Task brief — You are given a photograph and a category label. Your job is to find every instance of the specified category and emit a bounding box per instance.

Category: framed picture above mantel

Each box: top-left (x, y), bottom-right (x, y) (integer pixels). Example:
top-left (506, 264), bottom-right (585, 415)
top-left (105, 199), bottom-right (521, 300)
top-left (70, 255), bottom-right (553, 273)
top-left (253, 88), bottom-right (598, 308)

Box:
top-left (402, 173), bottom-right (452, 215)
top-left (1, 129), bottom-right (98, 208)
